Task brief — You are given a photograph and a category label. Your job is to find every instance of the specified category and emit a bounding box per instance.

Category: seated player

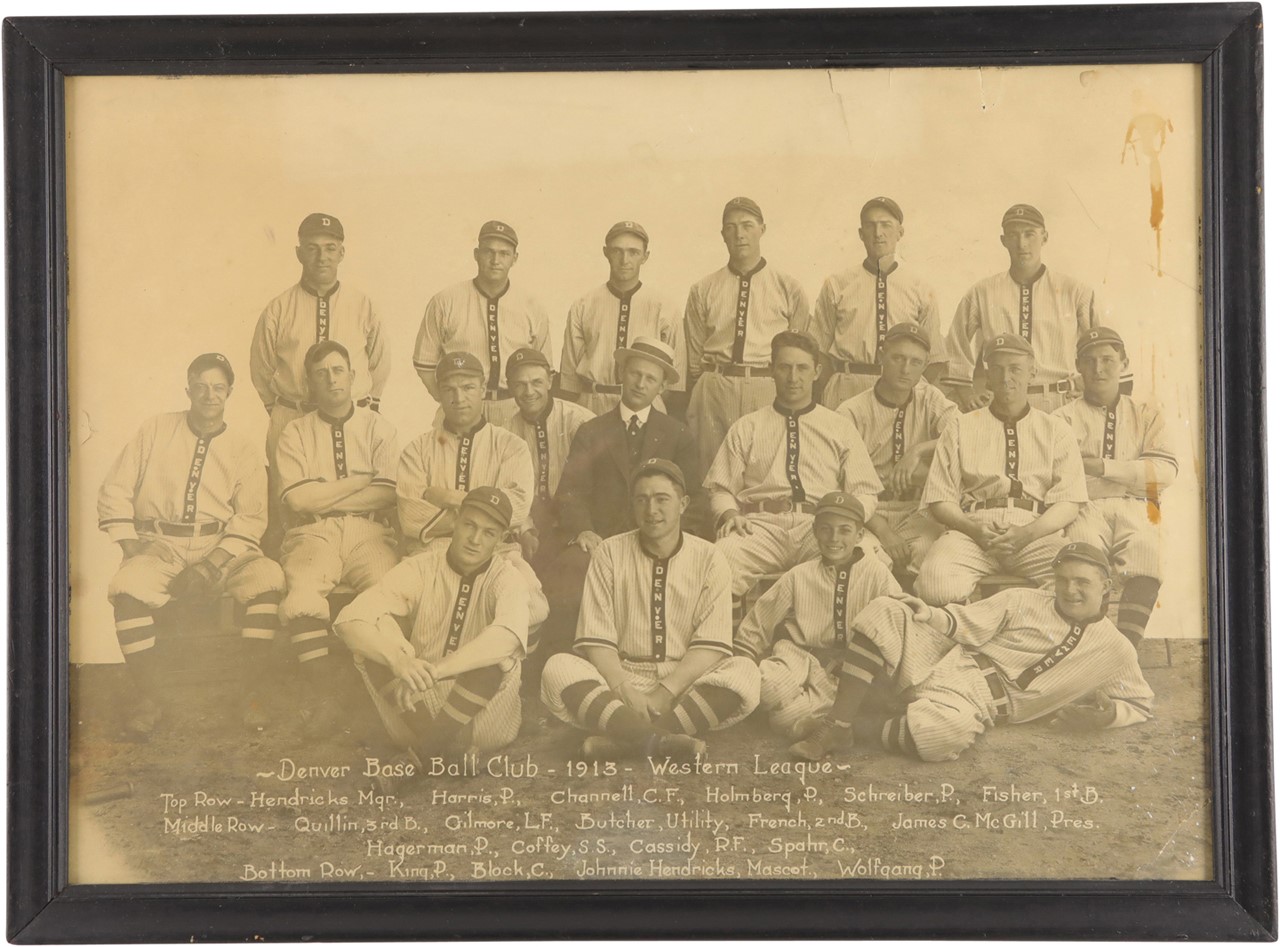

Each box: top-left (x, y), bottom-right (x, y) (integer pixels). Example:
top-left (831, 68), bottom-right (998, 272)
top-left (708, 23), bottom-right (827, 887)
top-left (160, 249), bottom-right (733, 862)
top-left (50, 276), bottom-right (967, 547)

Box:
top-left (916, 333), bottom-right (1086, 605)
top-left (1053, 327), bottom-right (1178, 645)
top-left (541, 459), bottom-right (760, 762)
top-left (336, 487), bottom-right (530, 768)
top-left (706, 330), bottom-right (881, 621)
top-left (837, 322), bottom-right (957, 584)
top-left (98, 353), bottom-right (285, 738)
top-left (791, 542), bottom-right (1154, 762)
top-left (735, 492), bottom-right (901, 741)
top-left (275, 341), bottom-right (400, 739)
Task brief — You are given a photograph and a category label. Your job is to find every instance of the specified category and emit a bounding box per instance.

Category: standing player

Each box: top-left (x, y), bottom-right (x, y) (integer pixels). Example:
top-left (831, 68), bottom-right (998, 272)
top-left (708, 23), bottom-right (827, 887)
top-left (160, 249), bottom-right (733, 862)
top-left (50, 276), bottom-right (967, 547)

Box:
top-left (275, 341), bottom-right (400, 740)
top-left (98, 354), bottom-right (285, 738)
top-left (559, 220), bottom-right (687, 417)
top-left (541, 459), bottom-right (760, 761)
top-left (412, 220), bottom-right (553, 426)
top-left (706, 331), bottom-right (881, 621)
top-left (735, 492), bottom-right (901, 741)
top-left (790, 543), bottom-right (1154, 762)
top-left (1053, 327), bottom-right (1178, 645)
top-left (943, 204), bottom-right (1102, 412)
top-left (916, 333), bottom-right (1087, 606)
top-left (336, 487), bottom-right (531, 766)
top-left (837, 323), bottom-right (957, 583)
top-left (250, 213), bottom-right (389, 549)
top-left (809, 197), bottom-right (946, 407)
top-left (685, 197), bottom-right (810, 474)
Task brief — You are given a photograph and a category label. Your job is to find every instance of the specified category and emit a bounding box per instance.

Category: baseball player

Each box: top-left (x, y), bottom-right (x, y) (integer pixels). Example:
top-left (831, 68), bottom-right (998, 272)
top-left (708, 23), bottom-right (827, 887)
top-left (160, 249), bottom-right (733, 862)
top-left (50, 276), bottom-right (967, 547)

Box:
top-left (541, 459), bottom-right (761, 762)
top-left (685, 197), bottom-right (810, 475)
top-left (790, 542), bottom-right (1154, 762)
top-left (809, 197), bottom-right (947, 407)
top-left (336, 486), bottom-right (531, 769)
top-left (735, 492), bottom-right (901, 741)
top-left (412, 220), bottom-right (553, 426)
top-left (98, 353), bottom-right (285, 738)
top-left (915, 333), bottom-right (1088, 606)
top-left (943, 204), bottom-right (1102, 412)
top-left (705, 331), bottom-right (882, 621)
top-left (560, 220), bottom-right (687, 417)
top-left (275, 341), bottom-right (400, 740)
top-left (837, 322), bottom-right (958, 582)
top-left (250, 213), bottom-right (390, 550)
top-left (1053, 327), bottom-right (1178, 645)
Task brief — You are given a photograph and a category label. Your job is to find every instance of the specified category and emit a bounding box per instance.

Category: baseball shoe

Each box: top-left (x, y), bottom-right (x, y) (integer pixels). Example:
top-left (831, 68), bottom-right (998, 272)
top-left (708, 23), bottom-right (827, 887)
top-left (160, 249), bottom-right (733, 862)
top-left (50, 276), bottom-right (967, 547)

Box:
top-left (789, 717), bottom-right (853, 761)
top-left (647, 732), bottom-right (707, 764)
top-left (781, 715), bottom-right (824, 743)
top-left (124, 696), bottom-right (163, 740)
top-left (300, 696), bottom-right (346, 743)
top-left (581, 735), bottom-right (625, 761)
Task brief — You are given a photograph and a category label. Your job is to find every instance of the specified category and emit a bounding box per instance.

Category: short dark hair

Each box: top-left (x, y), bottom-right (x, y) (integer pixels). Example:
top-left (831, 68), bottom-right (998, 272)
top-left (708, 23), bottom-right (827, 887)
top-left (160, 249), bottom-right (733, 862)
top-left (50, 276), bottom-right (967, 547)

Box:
top-left (771, 331), bottom-right (820, 364)
top-left (303, 340), bottom-right (352, 374)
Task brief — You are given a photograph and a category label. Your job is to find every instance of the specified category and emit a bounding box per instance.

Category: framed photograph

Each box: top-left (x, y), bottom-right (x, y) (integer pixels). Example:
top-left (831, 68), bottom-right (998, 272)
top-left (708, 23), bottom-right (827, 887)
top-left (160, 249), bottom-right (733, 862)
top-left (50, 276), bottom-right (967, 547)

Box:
top-left (7, 4), bottom-right (1271, 941)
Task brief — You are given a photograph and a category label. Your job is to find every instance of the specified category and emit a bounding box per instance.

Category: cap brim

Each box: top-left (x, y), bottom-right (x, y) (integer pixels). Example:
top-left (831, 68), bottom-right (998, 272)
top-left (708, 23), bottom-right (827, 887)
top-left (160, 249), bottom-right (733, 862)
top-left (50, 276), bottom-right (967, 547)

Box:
top-left (613, 349), bottom-right (680, 384)
top-left (460, 500), bottom-right (510, 530)
top-left (1055, 552), bottom-right (1109, 574)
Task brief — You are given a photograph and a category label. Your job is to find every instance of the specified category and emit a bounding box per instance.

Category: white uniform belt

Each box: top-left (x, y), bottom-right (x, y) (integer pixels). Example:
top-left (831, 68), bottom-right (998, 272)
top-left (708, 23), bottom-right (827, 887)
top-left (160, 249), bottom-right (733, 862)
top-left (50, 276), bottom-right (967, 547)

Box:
top-left (135, 519), bottom-right (224, 537)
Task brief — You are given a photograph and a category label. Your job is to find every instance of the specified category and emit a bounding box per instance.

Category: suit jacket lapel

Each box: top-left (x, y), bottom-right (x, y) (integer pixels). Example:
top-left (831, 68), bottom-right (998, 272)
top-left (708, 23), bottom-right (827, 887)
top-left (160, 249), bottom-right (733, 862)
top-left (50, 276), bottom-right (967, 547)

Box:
top-left (607, 409), bottom-right (634, 478)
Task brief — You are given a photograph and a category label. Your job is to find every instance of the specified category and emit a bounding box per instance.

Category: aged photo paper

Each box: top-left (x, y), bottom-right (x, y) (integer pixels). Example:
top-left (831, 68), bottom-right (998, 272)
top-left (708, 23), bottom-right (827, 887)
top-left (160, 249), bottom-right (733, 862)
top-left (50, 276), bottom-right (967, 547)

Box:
top-left (66, 64), bottom-right (1209, 884)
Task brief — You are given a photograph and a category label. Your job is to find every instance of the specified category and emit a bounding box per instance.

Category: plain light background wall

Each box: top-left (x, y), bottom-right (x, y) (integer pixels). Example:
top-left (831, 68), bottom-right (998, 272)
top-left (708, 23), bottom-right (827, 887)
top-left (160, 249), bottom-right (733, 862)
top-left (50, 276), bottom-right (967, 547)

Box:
top-left (64, 63), bottom-right (1203, 661)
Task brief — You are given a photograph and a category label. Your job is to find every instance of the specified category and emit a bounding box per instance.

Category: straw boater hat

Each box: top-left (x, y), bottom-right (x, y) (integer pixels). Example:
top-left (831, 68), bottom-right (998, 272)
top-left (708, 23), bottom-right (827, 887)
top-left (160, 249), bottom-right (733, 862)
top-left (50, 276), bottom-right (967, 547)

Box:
top-left (613, 336), bottom-right (680, 385)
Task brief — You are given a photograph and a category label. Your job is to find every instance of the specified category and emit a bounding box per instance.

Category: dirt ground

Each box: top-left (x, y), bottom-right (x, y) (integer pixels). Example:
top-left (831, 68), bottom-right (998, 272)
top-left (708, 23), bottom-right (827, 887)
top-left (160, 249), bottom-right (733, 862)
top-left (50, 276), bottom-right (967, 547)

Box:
top-left (68, 637), bottom-right (1211, 886)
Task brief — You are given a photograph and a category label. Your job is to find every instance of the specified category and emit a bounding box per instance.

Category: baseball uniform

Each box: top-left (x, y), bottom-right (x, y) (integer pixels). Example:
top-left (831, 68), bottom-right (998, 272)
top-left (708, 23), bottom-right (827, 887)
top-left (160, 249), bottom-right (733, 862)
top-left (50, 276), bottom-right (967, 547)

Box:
top-left (542, 530), bottom-right (761, 735)
top-left (915, 405), bottom-right (1088, 605)
top-left (736, 550), bottom-right (901, 733)
top-left (502, 395), bottom-right (595, 546)
top-left (810, 262), bottom-right (947, 407)
top-left (706, 402), bottom-right (883, 598)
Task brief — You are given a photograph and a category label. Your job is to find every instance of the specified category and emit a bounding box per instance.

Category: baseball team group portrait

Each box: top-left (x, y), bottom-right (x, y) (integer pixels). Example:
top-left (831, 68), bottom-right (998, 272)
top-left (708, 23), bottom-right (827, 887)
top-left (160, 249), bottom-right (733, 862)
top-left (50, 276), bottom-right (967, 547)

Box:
top-left (64, 64), bottom-right (1213, 883)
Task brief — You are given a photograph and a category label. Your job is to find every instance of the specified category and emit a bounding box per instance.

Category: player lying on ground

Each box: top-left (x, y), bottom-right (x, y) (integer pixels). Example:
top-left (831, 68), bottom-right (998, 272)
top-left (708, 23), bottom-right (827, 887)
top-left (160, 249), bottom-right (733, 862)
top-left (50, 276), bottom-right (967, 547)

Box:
top-left (789, 541), bottom-right (1154, 763)
top-left (541, 458), bottom-right (760, 763)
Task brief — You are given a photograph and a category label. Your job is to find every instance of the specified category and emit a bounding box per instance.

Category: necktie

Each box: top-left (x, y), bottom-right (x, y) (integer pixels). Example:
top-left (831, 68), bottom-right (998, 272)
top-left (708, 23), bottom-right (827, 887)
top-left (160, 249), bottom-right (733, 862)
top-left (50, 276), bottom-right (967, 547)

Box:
top-left (627, 414), bottom-right (643, 463)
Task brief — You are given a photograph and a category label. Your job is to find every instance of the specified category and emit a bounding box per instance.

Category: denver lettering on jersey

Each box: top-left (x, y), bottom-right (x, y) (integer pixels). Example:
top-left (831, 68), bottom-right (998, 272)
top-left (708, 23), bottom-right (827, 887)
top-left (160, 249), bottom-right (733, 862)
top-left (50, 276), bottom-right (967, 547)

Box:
top-left (444, 574), bottom-right (476, 655)
top-left (832, 561), bottom-right (852, 647)
top-left (874, 265), bottom-right (892, 359)
top-left (181, 432), bottom-right (220, 523)
top-left (730, 260), bottom-right (766, 364)
top-left (330, 421), bottom-right (348, 478)
top-left (315, 284), bottom-right (337, 343)
top-left (1018, 281), bottom-right (1033, 341)
top-left (1003, 411), bottom-right (1024, 498)
top-left (455, 425), bottom-right (479, 492)
top-left (614, 285), bottom-right (638, 352)
top-left (892, 405), bottom-right (907, 464)
top-left (651, 556), bottom-right (669, 661)
top-left (1015, 621), bottom-right (1087, 689)
top-left (780, 406), bottom-right (808, 502)
top-left (479, 283), bottom-right (507, 392)
top-left (534, 421), bottom-right (550, 500)
top-left (1103, 405), bottom-right (1118, 460)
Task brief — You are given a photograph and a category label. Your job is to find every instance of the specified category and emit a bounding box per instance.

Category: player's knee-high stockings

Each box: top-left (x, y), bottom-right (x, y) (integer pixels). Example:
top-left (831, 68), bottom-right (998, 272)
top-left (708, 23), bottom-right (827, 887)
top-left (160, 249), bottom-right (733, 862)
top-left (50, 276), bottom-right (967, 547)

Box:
top-left (559, 680), bottom-right (660, 748)
top-left (828, 630), bottom-right (886, 723)
top-left (239, 591), bottom-right (281, 676)
top-left (655, 684), bottom-right (739, 736)
top-left (851, 713), bottom-right (920, 758)
top-left (1116, 576), bottom-right (1161, 647)
top-left (113, 595), bottom-right (162, 694)
top-left (287, 617), bottom-right (333, 682)
top-left (401, 664), bottom-right (504, 752)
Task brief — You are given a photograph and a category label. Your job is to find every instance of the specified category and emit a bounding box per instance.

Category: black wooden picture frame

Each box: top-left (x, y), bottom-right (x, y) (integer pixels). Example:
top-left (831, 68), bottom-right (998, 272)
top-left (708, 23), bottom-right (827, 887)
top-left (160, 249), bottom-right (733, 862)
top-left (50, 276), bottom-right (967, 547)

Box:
top-left (5, 5), bottom-right (1271, 941)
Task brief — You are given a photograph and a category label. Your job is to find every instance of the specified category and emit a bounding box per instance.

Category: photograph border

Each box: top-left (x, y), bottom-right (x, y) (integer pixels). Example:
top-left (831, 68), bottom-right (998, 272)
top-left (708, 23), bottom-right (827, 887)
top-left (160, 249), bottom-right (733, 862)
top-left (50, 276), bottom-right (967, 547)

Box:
top-left (6, 5), bottom-right (1272, 940)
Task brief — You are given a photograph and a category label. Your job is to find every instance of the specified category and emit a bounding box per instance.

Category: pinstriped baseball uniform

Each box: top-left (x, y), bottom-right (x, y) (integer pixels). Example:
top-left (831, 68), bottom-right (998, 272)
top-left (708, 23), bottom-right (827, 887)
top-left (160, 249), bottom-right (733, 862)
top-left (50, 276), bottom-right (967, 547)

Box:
top-left (1052, 394), bottom-right (1178, 578)
top-left (541, 531), bottom-right (760, 731)
top-left (916, 405), bottom-right (1088, 605)
top-left (944, 267), bottom-right (1100, 411)
top-left (685, 262), bottom-right (810, 473)
top-left (810, 262), bottom-right (947, 407)
top-left (735, 551), bottom-right (900, 732)
top-left (560, 282), bottom-right (685, 415)
top-left (337, 542), bottom-right (530, 751)
top-left (275, 406), bottom-right (400, 626)
top-left (847, 591), bottom-right (1153, 761)
top-left (706, 401), bottom-right (883, 595)
top-left (412, 279), bottom-right (553, 424)
top-left (503, 397), bottom-right (595, 544)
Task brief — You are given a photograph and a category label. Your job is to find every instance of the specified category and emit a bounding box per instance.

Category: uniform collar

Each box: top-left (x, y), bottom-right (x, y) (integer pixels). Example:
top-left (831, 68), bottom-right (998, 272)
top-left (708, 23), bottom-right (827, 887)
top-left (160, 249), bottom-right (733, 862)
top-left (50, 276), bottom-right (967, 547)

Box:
top-left (446, 549), bottom-right (495, 581)
top-left (299, 279), bottom-right (340, 298)
top-left (728, 258), bottom-right (767, 279)
top-left (1008, 264), bottom-right (1047, 288)
top-left (1054, 602), bottom-right (1107, 627)
top-left (442, 415), bottom-right (487, 437)
top-left (185, 415), bottom-right (227, 439)
top-left (861, 259), bottom-right (899, 278)
top-left (607, 280), bottom-right (642, 299)
top-left (988, 402), bottom-right (1031, 424)
top-left (773, 400), bottom-right (817, 418)
top-left (472, 278), bottom-right (510, 302)
top-left (317, 404), bottom-right (356, 426)
top-left (619, 403), bottom-right (652, 427)
top-left (526, 398), bottom-right (555, 427)
top-left (822, 548), bottom-right (865, 572)
top-left (873, 380), bottom-right (915, 409)
top-left (1083, 391), bottom-right (1124, 410)
top-left (638, 529), bottom-right (684, 561)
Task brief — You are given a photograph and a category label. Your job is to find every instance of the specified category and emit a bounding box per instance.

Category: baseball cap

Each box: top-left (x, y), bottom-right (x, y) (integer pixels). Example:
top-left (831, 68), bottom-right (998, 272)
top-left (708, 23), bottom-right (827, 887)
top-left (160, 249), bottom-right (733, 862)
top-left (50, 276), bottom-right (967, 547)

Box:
top-left (613, 336), bottom-right (680, 385)
top-left (187, 352), bottom-right (234, 385)
top-left (459, 486), bottom-right (514, 530)
top-left (606, 220), bottom-right (649, 246)
top-left (722, 196), bottom-right (764, 224)
top-left (630, 457), bottom-right (686, 493)
top-left (815, 491), bottom-right (866, 524)
top-left (1054, 541), bottom-right (1111, 576)
top-left (298, 213), bottom-right (344, 241)
top-left (861, 196), bottom-right (904, 223)
top-left (1077, 326), bottom-right (1127, 356)
top-left (1002, 204), bottom-right (1046, 229)
top-left (505, 347), bottom-right (552, 378)
top-left (436, 351), bottom-right (487, 383)
top-left (478, 220), bottom-right (518, 248)
top-left (882, 322), bottom-right (931, 353)
top-left (982, 333), bottom-right (1035, 362)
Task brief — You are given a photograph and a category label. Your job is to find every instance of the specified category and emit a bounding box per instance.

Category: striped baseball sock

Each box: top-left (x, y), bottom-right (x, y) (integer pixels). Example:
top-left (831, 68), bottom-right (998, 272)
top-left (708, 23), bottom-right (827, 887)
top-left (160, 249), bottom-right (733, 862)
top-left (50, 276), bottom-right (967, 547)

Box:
top-left (559, 680), bottom-right (658, 748)
top-left (414, 665), bottom-right (504, 750)
top-left (113, 595), bottom-right (162, 691)
top-left (1117, 576), bottom-right (1161, 647)
top-left (829, 631), bottom-right (887, 723)
top-left (287, 617), bottom-right (332, 680)
top-left (876, 714), bottom-right (919, 758)
top-left (657, 684), bottom-right (740, 736)
top-left (239, 591), bottom-right (280, 658)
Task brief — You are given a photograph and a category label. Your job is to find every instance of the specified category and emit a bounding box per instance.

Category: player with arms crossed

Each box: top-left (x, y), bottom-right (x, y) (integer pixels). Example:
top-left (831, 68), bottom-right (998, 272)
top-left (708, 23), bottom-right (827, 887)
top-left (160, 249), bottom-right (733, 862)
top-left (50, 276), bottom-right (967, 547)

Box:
top-left (790, 542), bottom-right (1153, 762)
top-left (542, 459), bottom-right (760, 762)
top-left (1053, 327), bottom-right (1178, 645)
top-left (98, 354), bottom-right (285, 737)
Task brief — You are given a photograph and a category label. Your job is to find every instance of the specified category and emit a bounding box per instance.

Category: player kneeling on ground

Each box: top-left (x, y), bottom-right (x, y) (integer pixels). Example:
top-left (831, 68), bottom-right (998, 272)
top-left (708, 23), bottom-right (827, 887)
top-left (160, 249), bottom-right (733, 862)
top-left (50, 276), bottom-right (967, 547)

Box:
top-left (790, 542), bottom-right (1153, 762)
top-left (336, 486), bottom-right (531, 772)
top-left (735, 492), bottom-right (901, 742)
top-left (541, 459), bottom-right (760, 762)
